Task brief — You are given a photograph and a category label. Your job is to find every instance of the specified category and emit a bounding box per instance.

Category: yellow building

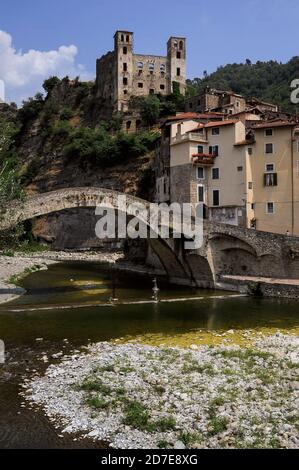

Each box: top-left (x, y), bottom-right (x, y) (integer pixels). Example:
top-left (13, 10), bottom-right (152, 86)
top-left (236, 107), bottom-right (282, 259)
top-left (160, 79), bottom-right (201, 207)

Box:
top-left (169, 118), bottom-right (249, 225)
top-left (246, 121), bottom-right (299, 236)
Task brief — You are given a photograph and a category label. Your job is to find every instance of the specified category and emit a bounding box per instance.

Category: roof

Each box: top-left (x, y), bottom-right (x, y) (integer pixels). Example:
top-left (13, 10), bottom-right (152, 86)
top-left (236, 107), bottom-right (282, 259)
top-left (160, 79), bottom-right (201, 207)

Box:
top-left (204, 119), bottom-right (239, 128)
top-left (252, 120), bottom-right (296, 130)
top-left (248, 97), bottom-right (278, 108)
top-left (185, 119), bottom-right (238, 134)
top-left (230, 107), bottom-right (263, 117)
top-left (163, 112), bottom-right (224, 123)
top-left (163, 113), bottom-right (203, 122)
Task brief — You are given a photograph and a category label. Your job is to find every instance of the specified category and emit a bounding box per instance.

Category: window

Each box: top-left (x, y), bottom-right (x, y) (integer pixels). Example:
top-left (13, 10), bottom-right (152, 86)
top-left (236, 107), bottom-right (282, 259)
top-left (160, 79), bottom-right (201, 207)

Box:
top-left (265, 129), bottom-right (273, 137)
top-left (212, 127), bottom-right (220, 136)
top-left (251, 203), bottom-right (255, 210)
top-left (198, 145), bottom-right (204, 154)
top-left (123, 90), bottom-right (128, 95)
top-left (160, 84), bottom-right (165, 90)
top-left (265, 143), bottom-right (274, 154)
top-left (138, 82), bottom-right (143, 88)
top-left (123, 63), bottom-right (127, 72)
top-left (150, 89), bottom-right (155, 94)
top-left (160, 64), bottom-right (166, 73)
top-left (248, 182), bottom-right (253, 190)
top-left (265, 163), bottom-right (275, 172)
top-left (209, 145), bottom-right (219, 157)
top-left (264, 173), bottom-right (278, 187)
top-left (266, 202), bottom-right (275, 214)
top-left (197, 185), bottom-right (205, 203)
top-left (179, 40), bottom-right (184, 50)
top-left (123, 46), bottom-right (128, 55)
top-left (236, 101), bottom-right (240, 108)
top-left (126, 121), bottom-right (131, 131)
top-left (237, 166), bottom-right (243, 172)
top-left (177, 67), bottom-right (181, 76)
top-left (123, 77), bottom-right (128, 85)
top-left (212, 168), bottom-right (220, 180)
top-left (197, 167), bottom-right (205, 180)
top-left (137, 61), bottom-right (143, 69)
top-left (213, 190), bottom-right (220, 207)
top-left (126, 35), bottom-right (130, 42)
top-left (176, 51), bottom-right (181, 59)
top-left (149, 63), bottom-right (155, 71)
top-left (121, 34), bottom-right (124, 42)
top-left (248, 147), bottom-right (253, 155)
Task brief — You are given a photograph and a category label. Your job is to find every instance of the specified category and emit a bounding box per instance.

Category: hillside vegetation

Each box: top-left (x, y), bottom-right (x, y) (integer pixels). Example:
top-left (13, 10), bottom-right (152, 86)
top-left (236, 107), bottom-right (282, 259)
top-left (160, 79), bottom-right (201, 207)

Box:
top-left (187, 57), bottom-right (299, 113)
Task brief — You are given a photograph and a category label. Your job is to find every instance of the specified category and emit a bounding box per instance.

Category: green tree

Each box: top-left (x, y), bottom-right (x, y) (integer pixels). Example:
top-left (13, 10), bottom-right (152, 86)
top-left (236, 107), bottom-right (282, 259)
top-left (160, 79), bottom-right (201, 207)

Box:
top-left (43, 76), bottom-right (61, 95)
top-left (140, 95), bottom-right (161, 126)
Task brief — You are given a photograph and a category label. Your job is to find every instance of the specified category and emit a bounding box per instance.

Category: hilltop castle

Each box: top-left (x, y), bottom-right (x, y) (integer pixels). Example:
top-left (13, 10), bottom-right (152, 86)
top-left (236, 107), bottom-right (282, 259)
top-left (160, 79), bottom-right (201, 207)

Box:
top-left (96, 31), bottom-right (186, 114)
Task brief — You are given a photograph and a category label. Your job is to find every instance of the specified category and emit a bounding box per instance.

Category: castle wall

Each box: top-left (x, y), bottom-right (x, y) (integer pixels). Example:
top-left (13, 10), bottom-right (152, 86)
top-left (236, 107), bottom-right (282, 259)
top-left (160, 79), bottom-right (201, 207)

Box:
top-left (96, 31), bottom-right (186, 115)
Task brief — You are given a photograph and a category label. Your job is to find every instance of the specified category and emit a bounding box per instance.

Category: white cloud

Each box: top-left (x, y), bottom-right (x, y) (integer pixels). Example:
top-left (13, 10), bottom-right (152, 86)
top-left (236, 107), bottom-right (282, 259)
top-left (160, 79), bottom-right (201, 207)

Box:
top-left (0, 31), bottom-right (94, 105)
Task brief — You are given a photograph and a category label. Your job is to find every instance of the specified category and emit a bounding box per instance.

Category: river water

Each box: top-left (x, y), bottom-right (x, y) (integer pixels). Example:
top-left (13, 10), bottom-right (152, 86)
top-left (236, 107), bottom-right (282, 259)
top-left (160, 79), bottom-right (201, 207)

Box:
top-left (0, 262), bottom-right (298, 448)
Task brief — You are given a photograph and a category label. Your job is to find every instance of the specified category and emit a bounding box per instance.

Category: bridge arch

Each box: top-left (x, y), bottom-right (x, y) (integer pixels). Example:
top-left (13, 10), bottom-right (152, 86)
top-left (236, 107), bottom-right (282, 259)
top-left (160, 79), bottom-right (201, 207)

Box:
top-left (0, 188), bottom-right (195, 284)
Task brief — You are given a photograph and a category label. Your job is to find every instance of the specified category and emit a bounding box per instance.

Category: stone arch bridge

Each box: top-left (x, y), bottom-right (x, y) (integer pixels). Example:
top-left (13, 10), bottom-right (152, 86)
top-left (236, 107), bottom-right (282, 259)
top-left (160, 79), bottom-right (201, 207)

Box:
top-left (1, 187), bottom-right (299, 287)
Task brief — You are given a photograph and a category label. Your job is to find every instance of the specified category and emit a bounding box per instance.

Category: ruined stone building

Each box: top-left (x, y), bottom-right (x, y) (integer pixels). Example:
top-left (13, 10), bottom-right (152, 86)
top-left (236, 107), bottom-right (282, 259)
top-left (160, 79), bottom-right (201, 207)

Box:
top-left (96, 31), bottom-right (186, 118)
top-left (185, 88), bottom-right (278, 116)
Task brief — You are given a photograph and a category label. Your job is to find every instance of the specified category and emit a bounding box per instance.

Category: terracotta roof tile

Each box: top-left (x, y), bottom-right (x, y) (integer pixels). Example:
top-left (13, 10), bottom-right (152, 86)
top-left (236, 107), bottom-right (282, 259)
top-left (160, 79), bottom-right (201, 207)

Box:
top-left (252, 120), bottom-right (296, 129)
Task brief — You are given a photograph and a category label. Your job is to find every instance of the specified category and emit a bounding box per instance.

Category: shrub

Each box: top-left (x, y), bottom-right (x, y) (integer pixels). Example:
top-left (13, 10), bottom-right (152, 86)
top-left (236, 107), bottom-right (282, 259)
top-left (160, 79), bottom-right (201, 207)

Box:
top-left (60, 107), bottom-right (75, 121)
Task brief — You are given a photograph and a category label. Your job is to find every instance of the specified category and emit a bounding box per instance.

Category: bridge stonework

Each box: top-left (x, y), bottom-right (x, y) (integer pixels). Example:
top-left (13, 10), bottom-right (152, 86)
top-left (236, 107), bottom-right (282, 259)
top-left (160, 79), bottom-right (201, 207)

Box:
top-left (2, 188), bottom-right (299, 287)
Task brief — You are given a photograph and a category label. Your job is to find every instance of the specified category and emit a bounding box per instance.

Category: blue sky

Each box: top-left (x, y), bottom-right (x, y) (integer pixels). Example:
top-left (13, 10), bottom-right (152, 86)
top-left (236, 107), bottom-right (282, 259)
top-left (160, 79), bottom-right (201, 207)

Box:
top-left (0, 0), bottom-right (299, 103)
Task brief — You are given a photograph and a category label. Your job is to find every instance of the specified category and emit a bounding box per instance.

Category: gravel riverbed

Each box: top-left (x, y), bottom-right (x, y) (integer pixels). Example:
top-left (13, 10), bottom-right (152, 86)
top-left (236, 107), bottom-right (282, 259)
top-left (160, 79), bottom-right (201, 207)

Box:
top-left (22, 334), bottom-right (299, 449)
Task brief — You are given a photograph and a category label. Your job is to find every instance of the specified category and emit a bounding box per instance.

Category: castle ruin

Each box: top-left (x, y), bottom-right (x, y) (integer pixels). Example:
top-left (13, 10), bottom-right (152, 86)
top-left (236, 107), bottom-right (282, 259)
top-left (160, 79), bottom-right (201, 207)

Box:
top-left (96, 31), bottom-right (186, 116)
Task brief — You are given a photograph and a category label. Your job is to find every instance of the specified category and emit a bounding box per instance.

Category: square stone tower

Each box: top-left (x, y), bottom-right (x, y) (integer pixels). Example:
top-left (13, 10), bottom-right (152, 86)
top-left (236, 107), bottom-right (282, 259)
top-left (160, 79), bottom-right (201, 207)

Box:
top-left (96, 31), bottom-right (186, 114)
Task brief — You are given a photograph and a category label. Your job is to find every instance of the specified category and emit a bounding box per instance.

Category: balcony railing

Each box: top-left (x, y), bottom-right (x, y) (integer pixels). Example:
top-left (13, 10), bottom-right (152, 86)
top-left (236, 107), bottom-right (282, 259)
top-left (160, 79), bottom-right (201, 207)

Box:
top-left (192, 153), bottom-right (216, 165)
top-left (171, 133), bottom-right (207, 145)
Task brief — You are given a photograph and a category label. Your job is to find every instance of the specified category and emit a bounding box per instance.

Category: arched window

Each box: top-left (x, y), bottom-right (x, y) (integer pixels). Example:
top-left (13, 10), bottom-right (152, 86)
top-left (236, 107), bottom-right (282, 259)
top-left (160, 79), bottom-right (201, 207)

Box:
top-left (126, 35), bottom-right (130, 42)
top-left (160, 64), bottom-right (166, 73)
top-left (121, 34), bottom-right (124, 42)
top-left (137, 61), bottom-right (143, 69)
top-left (179, 40), bottom-right (184, 50)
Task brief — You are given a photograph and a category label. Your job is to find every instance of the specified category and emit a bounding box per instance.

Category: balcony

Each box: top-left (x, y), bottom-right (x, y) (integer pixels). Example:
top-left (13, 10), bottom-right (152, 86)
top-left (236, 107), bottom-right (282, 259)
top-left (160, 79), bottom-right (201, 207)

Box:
top-left (171, 133), bottom-right (207, 145)
top-left (192, 153), bottom-right (216, 166)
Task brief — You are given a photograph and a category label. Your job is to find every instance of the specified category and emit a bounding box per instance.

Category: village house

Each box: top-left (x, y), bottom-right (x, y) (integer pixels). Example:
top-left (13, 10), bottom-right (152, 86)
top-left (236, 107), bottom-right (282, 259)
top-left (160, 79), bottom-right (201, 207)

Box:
top-left (155, 112), bottom-right (299, 236)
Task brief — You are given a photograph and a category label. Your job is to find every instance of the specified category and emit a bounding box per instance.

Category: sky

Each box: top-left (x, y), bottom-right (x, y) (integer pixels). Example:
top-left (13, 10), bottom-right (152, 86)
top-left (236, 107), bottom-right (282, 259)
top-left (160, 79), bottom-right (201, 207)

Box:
top-left (0, 0), bottom-right (298, 104)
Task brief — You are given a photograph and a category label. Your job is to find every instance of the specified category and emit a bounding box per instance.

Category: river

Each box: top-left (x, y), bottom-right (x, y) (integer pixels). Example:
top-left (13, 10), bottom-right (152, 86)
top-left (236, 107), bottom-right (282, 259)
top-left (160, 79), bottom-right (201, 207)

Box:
top-left (0, 262), bottom-right (298, 448)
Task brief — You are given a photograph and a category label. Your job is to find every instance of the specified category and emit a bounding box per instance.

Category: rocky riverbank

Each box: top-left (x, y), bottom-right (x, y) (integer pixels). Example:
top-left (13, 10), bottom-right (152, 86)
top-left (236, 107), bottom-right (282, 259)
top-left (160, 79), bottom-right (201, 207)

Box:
top-left (22, 334), bottom-right (299, 449)
top-left (0, 251), bottom-right (124, 305)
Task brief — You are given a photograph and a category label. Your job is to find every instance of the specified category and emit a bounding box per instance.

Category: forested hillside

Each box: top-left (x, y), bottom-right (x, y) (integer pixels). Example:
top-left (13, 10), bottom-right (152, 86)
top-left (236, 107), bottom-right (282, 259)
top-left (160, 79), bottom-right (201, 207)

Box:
top-left (187, 57), bottom-right (299, 113)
